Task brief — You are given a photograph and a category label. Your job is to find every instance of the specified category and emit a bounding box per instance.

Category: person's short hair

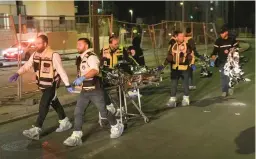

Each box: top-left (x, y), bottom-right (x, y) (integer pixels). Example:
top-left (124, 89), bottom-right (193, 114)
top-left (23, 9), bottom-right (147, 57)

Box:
top-left (176, 30), bottom-right (183, 36)
top-left (78, 38), bottom-right (91, 48)
top-left (38, 35), bottom-right (48, 44)
top-left (186, 28), bottom-right (192, 34)
top-left (173, 30), bottom-right (179, 37)
top-left (220, 25), bottom-right (229, 34)
top-left (109, 35), bottom-right (119, 43)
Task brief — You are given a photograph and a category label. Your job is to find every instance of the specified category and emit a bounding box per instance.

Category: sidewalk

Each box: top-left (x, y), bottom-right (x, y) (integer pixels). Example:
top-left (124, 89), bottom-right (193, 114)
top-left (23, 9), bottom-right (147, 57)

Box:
top-left (0, 40), bottom-right (250, 126)
top-left (0, 86), bottom-right (78, 125)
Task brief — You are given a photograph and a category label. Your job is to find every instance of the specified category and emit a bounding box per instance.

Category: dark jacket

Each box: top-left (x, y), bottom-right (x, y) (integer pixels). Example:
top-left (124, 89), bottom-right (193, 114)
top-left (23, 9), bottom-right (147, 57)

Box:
top-left (211, 37), bottom-right (239, 66)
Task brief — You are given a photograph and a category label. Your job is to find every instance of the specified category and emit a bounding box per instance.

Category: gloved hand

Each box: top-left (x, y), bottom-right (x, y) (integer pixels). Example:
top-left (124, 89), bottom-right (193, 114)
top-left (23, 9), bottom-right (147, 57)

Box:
top-left (210, 60), bottom-right (215, 67)
top-left (73, 76), bottom-right (86, 86)
top-left (191, 64), bottom-right (196, 71)
top-left (157, 65), bottom-right (165, 71)
top-left (9, 73), bottom-right (19, 82)
top-left (66, 86), bottom-right (74, 93)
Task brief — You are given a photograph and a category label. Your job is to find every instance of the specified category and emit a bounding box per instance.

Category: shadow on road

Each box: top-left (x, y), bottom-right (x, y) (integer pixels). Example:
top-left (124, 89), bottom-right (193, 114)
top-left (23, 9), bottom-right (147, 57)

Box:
top-left (235, 126), bottom-right (255, 154)
top-left (191, 96), bottom-right (235, 107)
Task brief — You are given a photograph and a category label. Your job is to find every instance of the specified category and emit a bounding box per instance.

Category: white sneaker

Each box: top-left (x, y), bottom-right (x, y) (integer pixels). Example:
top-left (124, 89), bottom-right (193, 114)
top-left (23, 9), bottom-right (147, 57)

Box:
top-left (106, 103), bottom-right (116, 115)
top-left (110, 122), bottom-right (124, 139)
top-left (56, 117), bottom-right (72, 132)
top-left (166, 97), bottom-right (177, 107)
top-left (182, 96), bottom-right (190, 106)
top-left (189, 86), bottom-right (197, 90)
top-left (228, 88), bottom-right (234, 96)
top-left (63, 131), bottom-right (83, 147)
top-left (23, 125), bottom-right (42, 140)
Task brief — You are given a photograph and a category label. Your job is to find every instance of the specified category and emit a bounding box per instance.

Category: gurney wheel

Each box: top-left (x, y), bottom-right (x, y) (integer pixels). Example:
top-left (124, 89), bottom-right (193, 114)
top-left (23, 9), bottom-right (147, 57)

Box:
top-left (144, 117), bottom-right (149, 123)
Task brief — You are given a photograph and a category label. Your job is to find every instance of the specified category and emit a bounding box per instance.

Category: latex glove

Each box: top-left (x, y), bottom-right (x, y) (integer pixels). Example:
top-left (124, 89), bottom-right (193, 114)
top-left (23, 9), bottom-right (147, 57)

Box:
top-left (191, 64), bottom-right (196, 71)
top-left (210, 60), bottom-right (215, 67)
top-left (9, 73), bottom-right (19, 82)
top-left (66, 86), bottom-right (74, 93)
top-left (73, 76), bottom-right (86, 86)
top-left (157, 65), bottom-right (165, 71)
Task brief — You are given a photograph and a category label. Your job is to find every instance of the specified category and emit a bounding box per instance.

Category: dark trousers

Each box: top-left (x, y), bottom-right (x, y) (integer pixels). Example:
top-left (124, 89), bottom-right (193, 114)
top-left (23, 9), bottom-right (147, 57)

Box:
top-left (74, 89), bottom-right (117, 131)
top-left (35, 83), bottom-right (66, 128)
top-left (220, 67), bottom-right (230, 93)
top-left (170, 69), bottom-right (189, 97)
top-left (188, 67), bottom-right (194, 86)
top-left (103, 87), bottom-right (112, 106)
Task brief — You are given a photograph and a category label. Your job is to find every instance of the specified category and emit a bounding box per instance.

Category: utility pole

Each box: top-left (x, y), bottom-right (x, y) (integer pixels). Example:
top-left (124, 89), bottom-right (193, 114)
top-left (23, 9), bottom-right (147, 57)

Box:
top-left (89, 0), bottom-right (91, 34)
top-left (92, 1), bottom-right (100, 55)
top-left (233, 1), bottom-right (235, 28)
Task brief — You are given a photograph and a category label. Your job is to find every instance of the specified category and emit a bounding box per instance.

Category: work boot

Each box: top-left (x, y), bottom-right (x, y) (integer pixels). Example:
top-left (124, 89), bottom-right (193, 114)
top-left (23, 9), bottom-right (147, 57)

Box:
top-left (189, 86), bottom-right (197, 90)
top-left (222, 92), bottom-right (227, 97)
top-left (228, 88), bottom-right (234, 96)
top-left (182, 96), bottom-right (190, 106)
top-left (56, 117), bottom-right (72, 132)
top-left (110, 122), bottom-right (124, 139)
top-left (166, 97), bottom-right (177, 108)
top-left (23, 125), bottom-right (42, 140)
top-left (63, 131), bottom-right (83, 147)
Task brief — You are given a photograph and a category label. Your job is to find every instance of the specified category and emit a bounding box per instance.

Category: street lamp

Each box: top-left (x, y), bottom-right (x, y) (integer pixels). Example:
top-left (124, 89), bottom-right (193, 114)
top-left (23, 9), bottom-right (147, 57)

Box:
top-left (180, 2), bottom-right (183, 5)
top-left (210, 7), bottom-right (213, 11)
top-left (129, 9), bottom-right (133, 23)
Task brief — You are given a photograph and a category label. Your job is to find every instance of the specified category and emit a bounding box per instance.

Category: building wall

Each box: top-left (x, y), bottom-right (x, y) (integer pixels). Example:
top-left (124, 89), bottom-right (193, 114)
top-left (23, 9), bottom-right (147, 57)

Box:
top-left (23, 1), bottom-right (74, 20)
top-left (0, 5), bottom-right (17, 15)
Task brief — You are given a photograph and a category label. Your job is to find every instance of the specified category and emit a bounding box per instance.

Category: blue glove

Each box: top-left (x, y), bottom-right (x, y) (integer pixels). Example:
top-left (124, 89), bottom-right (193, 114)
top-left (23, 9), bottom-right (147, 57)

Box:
top-left (210, 60), bottom-right (215, 67)
top-left (66, 86), bottom-right (74, 93)
top-left (157, 65), bottom-right (165, 71)
top-left (191, 64), bottom-right (196, 71)
top-left (9, 73), bottom-right (19, 82)
top-left (73, 76), bottom-right (86, 86)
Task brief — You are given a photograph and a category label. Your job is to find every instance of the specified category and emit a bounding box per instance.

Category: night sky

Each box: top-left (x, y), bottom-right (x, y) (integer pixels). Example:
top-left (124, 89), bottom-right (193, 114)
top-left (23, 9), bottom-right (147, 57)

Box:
top-left (114, 1), bottom-right (165, 22)
top-left (114, 1), bottom-right (255, 28)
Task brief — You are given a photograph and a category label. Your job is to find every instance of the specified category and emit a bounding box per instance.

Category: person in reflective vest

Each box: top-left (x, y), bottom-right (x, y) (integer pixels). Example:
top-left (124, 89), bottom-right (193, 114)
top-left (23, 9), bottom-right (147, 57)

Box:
top-left (63, 38), bottom-right (124, 147)
top-left (100, 35), bottom-right (125, 108)
top-left (165, 31), bottom-right (195, 107)
top-left (100, 35), bottom-right (125, 69)
top-left (184, 27), bottom-right (204, 90)
top-left (8, 35), bottom-right (73, 140)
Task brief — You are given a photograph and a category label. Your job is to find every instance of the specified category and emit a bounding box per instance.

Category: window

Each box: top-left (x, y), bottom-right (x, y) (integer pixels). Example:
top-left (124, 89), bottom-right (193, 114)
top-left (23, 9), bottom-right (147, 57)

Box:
top-left (59, 16), bottom-right (65, 24)
top-left (75, 6), bottom-right (78, 14)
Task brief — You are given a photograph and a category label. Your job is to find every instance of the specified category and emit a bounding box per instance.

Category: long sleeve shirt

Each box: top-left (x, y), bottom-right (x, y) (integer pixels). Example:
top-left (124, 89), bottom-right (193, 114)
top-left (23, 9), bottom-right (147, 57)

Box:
top-left (211, 37), bottom-right (239, 65)
top-left (17, 50), bottom-right (70, 86)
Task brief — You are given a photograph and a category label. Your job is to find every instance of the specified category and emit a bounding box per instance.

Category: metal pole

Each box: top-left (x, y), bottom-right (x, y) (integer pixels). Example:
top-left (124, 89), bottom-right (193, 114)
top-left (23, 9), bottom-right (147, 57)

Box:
top-left (233, 1), bottom-right (235, 28)
top-left (18, 14), bottom-right (22, 100)
top-left (89, 0), bottom-right (92, 37)
top-left (182, 1), bottom-right (184, 31)
top-left (92, 1), bottom-right (100, 55)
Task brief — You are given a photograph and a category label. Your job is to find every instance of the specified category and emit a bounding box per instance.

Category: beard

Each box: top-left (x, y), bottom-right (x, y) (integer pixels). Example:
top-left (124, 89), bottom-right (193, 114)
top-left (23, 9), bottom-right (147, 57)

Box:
top-left (37, 47), bottom-right (46, 53)
top-left (78, 49), bottom-right (86, 54)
